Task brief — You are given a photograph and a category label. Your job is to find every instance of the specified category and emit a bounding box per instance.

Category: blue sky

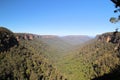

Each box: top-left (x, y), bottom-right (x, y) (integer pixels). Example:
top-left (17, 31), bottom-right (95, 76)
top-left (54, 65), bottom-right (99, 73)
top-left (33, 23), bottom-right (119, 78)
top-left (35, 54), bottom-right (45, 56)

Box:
top-left (0, 0), bottom-right (119, 36)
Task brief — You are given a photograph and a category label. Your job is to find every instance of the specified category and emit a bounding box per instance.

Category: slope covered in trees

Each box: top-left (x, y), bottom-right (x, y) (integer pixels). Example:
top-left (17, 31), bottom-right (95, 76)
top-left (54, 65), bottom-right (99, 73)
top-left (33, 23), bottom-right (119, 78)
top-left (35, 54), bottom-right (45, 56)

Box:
top-left (0, 27), bottom-right (18, 52)
top-left (13, 33), bottom-right (91, 63)
top-left (1, 27), bottom-right (120, 80)
top-left (0, 27), bottom-right (67, 80)
top-left (56, 32), bottom-right (120, 80)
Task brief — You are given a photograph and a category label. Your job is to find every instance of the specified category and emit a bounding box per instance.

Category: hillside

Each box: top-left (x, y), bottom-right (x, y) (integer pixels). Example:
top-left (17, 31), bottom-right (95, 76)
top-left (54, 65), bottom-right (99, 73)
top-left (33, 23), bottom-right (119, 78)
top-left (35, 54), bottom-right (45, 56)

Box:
top-left (56, 32), bottom-right (120, 80)
top-left (39, 35), bottom-right (72, 61)
top-left (0, 27), bottom-right (67, 80)
top-left (0, 27), bottom-right (18, 52)
top-left (35, 35), bottom-right (92, 62)
top-left (61, 35), bottom-right (92, 45)
top-left (1, 27), bottom-right (120, 80)
top-left (40, 35), bottom-right (72, 52)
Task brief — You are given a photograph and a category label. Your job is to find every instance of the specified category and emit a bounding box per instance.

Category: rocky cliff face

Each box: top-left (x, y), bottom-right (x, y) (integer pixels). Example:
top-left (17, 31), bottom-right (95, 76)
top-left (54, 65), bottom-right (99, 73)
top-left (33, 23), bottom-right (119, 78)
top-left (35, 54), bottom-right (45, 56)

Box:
top-left (15, 33), bottom-right (35, 41)
top-left (97, 32), bottom-right (120, 43)
top-left (0, 27), bottom-right (18, 52)
top-left (97, 32), bottom-right (120, 52)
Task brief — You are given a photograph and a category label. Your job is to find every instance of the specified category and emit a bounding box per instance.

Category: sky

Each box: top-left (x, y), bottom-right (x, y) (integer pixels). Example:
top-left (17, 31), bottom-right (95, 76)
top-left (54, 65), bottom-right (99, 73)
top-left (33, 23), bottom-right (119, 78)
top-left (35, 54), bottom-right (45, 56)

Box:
top-left (0, 0), bottom-right (119, 36)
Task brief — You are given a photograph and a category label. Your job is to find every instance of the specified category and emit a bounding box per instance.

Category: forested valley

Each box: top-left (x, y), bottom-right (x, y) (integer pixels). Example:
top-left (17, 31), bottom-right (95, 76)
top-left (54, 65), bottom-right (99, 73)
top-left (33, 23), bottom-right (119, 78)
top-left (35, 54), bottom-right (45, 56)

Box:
top-left (0, 27), bottom-right (120, 80)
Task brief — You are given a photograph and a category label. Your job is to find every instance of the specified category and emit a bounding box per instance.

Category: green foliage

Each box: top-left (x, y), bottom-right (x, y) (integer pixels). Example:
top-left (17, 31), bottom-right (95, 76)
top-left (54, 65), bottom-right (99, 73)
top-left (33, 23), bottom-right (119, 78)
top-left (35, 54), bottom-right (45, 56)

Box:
top-left (110, 17), bottom-right (118, 23)
top-left (110, 0), bottom-right (120, 23)
top-left (0, 27), bottom-right (18, 52)
top-left (1, 27), bottom-right (120, 80)
top-left (55, 32), bottom-right (120, 80)
top-left (0, 39), bottom-right (67, 80)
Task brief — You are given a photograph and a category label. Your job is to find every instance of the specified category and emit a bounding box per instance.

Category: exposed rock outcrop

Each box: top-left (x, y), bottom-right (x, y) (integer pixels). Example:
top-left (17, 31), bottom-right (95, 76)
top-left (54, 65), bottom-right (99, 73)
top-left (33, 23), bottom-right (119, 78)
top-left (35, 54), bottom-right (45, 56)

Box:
top-left (97, 32), bottom-right (120, 43)
top-left (15, 33), bottom-right (36, 41)
top-left (97, 32), bottom-right (120, 52)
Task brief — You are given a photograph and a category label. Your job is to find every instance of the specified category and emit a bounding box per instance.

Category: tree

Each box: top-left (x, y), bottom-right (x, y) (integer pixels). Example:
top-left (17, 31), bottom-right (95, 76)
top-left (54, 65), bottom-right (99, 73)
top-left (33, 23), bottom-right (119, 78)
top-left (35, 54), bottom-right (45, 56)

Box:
top-left (111, 0), bottom-right (120, 8)
top-left (110, 0), bottom-right (120, 23)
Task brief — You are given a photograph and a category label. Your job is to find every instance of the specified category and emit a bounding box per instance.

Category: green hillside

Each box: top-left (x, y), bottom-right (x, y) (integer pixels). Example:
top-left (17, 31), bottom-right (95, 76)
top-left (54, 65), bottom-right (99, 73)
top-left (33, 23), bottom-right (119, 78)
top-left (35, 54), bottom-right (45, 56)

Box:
top-left (56, 32), bottom-right (120, 80)
top-left (37, 35), bottom-right (92, 63)
top-left (0, 27), bottom-right (67, 80)
top-left (38, 36), bottom-right (72, 62)
top-left (0, 27), bottom-right (18, 52)
top-left (1, 27), bottom-right (120, 80)
top-left (61, 35), bottom-right (91, 46)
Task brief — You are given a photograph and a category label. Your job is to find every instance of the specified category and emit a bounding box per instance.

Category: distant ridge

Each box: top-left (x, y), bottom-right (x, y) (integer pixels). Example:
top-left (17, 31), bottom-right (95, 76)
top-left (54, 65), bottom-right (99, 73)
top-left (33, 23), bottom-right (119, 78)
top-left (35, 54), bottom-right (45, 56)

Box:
top-left (61, 35), bottom-right (92, 45)
top-left (15, 32), bottom-right (92, 46)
